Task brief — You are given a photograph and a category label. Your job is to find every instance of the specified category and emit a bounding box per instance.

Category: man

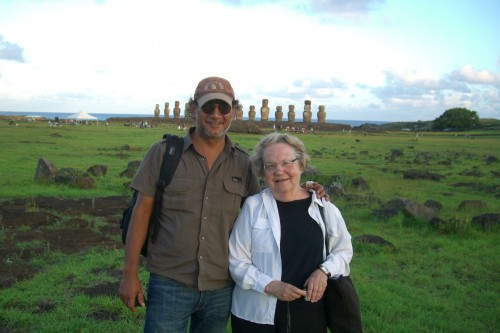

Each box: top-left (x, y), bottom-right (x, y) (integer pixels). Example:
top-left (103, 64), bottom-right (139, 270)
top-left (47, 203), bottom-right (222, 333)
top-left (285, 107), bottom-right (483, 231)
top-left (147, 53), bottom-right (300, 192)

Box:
top-left (118, 77), bottom-right (325, 333)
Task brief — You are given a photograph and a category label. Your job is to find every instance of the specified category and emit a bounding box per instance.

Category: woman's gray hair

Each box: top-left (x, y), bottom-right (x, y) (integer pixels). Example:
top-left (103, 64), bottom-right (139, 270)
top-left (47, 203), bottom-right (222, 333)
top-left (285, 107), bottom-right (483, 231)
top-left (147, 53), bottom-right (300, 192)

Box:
top-left (251, 132), bottom-right (310, 179)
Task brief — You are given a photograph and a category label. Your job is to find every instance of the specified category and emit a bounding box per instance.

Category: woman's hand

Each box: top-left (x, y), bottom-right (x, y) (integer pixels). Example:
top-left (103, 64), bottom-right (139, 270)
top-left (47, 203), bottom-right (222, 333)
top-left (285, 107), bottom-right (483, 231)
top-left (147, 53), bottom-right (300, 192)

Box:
top-left (265, 280), bottom-right (307, 302)
top-left (303, 269), bottom-right (328, 302)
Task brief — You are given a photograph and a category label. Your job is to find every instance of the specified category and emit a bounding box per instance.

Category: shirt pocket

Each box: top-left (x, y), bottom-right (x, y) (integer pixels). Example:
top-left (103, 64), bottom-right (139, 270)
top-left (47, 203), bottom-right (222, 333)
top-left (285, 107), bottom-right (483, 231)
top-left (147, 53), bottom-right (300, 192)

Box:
top-left (223, 176), bottom-right (248, 214)
top-left (250, 218), bottom-right (274, 253)
top-left (163, 177), bottom-right (194, 210)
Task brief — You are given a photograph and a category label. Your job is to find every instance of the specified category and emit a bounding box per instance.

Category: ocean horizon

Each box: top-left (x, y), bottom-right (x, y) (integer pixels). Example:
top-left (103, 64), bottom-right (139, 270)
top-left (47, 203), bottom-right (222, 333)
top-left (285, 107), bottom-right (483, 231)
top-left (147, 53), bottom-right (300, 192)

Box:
top-left (0, 110), bottom-right (390, 127)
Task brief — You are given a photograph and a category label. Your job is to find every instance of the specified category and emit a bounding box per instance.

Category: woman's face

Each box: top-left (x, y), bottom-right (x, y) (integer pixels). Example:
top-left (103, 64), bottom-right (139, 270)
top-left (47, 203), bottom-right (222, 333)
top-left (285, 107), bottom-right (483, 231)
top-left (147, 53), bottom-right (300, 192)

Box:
top-left (262, 143), bottom-right (303, 198)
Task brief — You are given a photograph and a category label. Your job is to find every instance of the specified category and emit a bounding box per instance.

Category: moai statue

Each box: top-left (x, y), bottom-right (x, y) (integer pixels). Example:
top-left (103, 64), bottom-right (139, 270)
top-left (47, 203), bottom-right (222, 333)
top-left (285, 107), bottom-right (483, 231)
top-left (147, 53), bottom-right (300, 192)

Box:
top-left (317, 105), bottom-right (327, 123)
top-left (260, 99), bottom-right (270, 121)
top-left (288, 105), bottom-right (296, 123)
top-left (303, 100), bottom-right (312, 123)
top-left (236, 103), bottom-right (243, 121)
top-left (185, 102), bottom-right (195, 119)
top-left (154, 104), bottom-right (161, 118)
top-left (184, 103), bottom-right (190, 119)
top-left (164, 102), bottom-right (170, 118)
top-left (275, 106), bottom-right (283, 122)
top-left (173, 101), bottom-right (181, 119)
top-left (249, 105), bottom-right (256, 121)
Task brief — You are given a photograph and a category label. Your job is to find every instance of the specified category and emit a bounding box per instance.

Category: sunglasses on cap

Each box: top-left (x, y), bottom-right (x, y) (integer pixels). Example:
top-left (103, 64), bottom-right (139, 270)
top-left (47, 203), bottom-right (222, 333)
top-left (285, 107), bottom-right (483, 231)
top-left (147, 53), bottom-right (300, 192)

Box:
top-left (199, 100), bottom-right (232, 115)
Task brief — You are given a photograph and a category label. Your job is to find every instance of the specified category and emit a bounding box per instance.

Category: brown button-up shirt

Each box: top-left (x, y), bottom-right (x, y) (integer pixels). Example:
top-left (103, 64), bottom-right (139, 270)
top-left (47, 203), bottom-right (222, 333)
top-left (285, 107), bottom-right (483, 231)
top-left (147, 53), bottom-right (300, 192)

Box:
top-left (131, 128), bottom-right (261, 290)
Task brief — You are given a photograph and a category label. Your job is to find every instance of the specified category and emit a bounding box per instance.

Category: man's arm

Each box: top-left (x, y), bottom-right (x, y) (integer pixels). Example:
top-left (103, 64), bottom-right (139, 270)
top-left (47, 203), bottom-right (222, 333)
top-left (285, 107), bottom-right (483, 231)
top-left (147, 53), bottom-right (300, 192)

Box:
top-left (118, 192), bottom-right (154, 312)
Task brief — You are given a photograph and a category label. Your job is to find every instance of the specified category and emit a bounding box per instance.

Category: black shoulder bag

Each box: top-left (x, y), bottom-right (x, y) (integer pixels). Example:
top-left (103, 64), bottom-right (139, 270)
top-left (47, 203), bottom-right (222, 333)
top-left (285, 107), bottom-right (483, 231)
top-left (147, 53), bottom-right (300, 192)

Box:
top-left (319, 205), bottom-right (363, 333)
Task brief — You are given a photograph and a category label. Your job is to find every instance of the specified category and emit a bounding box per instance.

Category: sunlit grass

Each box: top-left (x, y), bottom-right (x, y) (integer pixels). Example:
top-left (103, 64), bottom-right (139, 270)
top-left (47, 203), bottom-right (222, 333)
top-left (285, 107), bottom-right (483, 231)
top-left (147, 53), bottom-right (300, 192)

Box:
top-left (0, 119), bottom-right (499, 332)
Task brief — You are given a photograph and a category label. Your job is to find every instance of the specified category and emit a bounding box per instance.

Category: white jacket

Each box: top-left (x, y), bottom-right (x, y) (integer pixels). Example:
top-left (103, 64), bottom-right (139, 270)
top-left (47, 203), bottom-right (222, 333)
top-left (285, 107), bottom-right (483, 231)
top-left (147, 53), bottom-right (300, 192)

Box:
top-left (229, 188), bottom-right (353, 325)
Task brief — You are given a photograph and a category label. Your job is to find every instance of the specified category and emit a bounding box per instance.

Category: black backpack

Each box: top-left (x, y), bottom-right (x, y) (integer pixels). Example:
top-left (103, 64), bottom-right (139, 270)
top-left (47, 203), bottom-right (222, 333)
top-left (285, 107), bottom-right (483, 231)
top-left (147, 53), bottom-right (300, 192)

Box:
top-left (120, 134), bottom-right (184, 257)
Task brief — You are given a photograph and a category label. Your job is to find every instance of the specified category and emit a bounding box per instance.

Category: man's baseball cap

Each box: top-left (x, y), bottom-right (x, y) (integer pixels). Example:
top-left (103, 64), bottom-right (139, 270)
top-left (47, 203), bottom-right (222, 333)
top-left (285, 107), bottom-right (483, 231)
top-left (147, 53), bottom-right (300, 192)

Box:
top-left (194, 77), bottom-right (234, 107)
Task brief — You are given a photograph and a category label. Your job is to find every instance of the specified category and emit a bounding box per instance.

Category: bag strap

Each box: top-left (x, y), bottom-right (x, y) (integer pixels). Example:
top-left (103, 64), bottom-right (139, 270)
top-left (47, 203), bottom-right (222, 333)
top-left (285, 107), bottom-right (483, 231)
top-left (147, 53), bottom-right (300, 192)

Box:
top-left (320, 204), bottom-right (346, 281)
top-left (318, 205), bottom-right (329, 251)
top-left (149, 134), bottom-right (184, 243)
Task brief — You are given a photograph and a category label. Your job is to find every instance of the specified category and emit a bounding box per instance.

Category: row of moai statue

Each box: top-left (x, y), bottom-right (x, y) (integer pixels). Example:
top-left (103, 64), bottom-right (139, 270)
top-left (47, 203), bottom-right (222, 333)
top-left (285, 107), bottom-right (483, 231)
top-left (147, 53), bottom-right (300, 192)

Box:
top-left (153, 101), bottom-right (187, 119)
top-left (235, 99), bottom-right (327, 123)
top-left (154, 99), bottom-right (327, 123)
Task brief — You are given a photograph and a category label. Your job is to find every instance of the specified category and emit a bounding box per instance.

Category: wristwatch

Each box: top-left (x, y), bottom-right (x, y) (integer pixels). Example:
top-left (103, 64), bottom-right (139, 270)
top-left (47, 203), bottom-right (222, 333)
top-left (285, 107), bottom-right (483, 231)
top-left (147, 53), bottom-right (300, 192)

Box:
top-left (319, 264), bottom-right (332, 278)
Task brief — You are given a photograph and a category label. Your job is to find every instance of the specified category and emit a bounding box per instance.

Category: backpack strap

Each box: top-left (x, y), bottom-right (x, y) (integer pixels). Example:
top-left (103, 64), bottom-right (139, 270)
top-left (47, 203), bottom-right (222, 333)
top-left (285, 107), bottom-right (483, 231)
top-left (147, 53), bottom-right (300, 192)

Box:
top-left (149, 134), bottom-right (184, 243)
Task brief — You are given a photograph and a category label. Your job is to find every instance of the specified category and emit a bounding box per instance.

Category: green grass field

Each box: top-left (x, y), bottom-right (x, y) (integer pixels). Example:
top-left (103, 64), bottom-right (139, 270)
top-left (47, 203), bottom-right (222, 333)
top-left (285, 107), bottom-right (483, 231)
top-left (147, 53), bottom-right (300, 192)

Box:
top-left (0, 119), bottom-right (499, 332)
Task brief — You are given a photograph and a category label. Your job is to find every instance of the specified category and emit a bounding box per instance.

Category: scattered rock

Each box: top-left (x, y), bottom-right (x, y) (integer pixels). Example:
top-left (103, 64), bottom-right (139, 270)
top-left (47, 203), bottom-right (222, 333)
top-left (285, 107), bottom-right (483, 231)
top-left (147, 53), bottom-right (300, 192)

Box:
top-left (385, 198), bottom-right (408, 211)
top-left (403, 200), bottom-right (438, 221)
top-left (428, 217), bottom-right (445, 229)
top-left (34, 158), bottom-right (57, 182)
top-left (302, 166), bottom-right (320, 177)
top-left (329, 182), bottom-right (345, 197)
top-left (389, 149), bottom-right (404, 161)
top-left (354, 234), bottom-right (396, 251)
top-left (352, 176), bottom-right (368, 190)
top-left (71, 176), bottom-right (96, 189)
top-left (370, 208), bottom-right (399, 220)
top-left (485, 155), bottom-right (498, 164)
top-left (34, 300), bottom-right (57, 314)
top-left (458, 200), bottom-right (487, 210)
top-left (54, 168), bottom-right (79, 185)
top-left (424, 199), bottom-right (443, 211)
top-left (403, 170), bottom-right (444, 181)
top-left (87, 165), bottom-right (107, 177)
top-left (460, 168), bottom-right (484, 177)
top-left (34, 159), bottom-right (105, 190)
top-left (471, 213), bottom-right (500, 230)
top-left (52, 168), bottom-right (96, 190)
top-left (491, 171), bottom-right (500, 178)
top-left (450, 182), bottom-right (477, 188)
top-left (345, 194), bottom-right (382, 206)
top-left (438, 159), bottom-right (452, 166)
top-left (120, 160), bottom-right (141, 178)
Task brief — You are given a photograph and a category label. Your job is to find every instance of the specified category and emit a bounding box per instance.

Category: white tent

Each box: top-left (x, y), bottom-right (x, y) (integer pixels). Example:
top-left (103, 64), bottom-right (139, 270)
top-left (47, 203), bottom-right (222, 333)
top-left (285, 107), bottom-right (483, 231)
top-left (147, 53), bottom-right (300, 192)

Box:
top-left (66, 111), bottom-right (98, 120)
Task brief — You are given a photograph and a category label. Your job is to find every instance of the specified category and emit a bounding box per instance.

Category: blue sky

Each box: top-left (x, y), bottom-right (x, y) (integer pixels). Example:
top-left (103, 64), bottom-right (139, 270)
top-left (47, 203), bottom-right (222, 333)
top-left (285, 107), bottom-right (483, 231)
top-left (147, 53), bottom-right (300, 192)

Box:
top-left (0, 0), bottom-right (498, 121)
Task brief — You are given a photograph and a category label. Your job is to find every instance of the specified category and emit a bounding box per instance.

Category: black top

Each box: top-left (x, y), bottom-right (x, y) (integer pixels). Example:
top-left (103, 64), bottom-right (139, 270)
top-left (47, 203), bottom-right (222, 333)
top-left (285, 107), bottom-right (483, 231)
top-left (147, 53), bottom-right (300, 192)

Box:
top-left (276, 195), bottom-right (323, 289)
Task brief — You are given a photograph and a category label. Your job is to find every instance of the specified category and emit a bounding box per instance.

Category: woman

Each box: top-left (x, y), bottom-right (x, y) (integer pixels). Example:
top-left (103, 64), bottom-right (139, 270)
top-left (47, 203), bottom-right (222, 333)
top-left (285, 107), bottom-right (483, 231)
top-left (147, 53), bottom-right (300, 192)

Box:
top-left (229, 132), bottom-right (354, 333)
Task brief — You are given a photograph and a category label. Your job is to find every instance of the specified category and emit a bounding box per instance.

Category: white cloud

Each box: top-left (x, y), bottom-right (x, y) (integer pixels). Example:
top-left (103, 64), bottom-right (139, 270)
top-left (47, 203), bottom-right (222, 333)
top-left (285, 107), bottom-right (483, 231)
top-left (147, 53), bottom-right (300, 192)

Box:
top-left (0, 36), bottom-right (25, 62)
top-left (393, 69), bottom-right (442, 89)
top-left (219, 0), bottom-right (385, 21)
top-left (450, 65), bottom-right (500, 86)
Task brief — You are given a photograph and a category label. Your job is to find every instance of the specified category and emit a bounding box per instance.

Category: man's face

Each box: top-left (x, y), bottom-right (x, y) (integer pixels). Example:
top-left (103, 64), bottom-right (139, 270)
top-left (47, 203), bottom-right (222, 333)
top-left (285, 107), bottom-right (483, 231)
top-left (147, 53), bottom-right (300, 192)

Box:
top-left (195, 99), bottom-right (234, 138)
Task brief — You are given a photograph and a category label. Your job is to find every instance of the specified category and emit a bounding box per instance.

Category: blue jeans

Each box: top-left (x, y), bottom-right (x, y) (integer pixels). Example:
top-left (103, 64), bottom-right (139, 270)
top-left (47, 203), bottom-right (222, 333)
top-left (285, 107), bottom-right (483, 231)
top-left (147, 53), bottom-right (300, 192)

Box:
top-left (144, 273), bottom-right (233, 333)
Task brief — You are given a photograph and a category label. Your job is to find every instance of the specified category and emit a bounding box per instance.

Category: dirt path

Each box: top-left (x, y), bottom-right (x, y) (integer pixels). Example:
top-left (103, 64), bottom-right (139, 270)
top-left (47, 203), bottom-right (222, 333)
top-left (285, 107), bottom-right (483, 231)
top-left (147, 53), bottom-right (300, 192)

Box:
top-left (0, 196), bottom-right (129, 289)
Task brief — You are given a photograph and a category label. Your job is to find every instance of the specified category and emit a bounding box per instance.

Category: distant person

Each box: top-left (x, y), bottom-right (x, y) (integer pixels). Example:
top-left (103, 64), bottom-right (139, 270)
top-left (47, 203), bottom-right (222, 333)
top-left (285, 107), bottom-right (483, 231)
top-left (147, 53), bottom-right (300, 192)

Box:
top-left (229, 133), bottom-right (353, 333)
top-left (118, 77), bottom-right (327, 333)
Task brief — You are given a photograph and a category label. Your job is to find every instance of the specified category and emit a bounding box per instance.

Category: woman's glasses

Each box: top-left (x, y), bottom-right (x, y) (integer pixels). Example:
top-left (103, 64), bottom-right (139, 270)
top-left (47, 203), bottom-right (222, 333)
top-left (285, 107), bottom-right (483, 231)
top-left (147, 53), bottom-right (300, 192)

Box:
top-left (263, 158), bottom-right (298, 173)
top-left (200, 101), bottom-right (232, 115)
